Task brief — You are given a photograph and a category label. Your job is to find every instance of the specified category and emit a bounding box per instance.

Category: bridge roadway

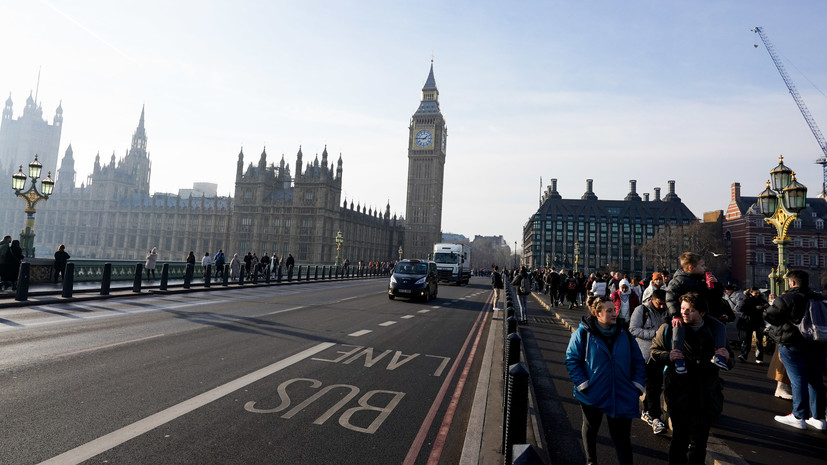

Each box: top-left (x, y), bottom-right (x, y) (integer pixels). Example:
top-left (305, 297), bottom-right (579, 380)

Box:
top-left (0, 278), bottom-right (496, 464)
top-left (3, 277), bottom-right (825, 464)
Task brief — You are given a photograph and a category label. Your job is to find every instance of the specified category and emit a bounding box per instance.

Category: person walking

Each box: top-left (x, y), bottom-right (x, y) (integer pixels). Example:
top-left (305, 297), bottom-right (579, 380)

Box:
top-left (629, 289), bottom-right (669, 435)
top-left (611, 279), bottom-right (640, 325)
top-left (511, 265), bottom-right (530, 310)
top-left (3, 240), bottom-right (25, 291)
top-left (144, 247), bottom-right (158, 280)
top-left (491, 265), bottom-right (504, 311)
top-left (54, 244), bottom-right (71, 283)
top-left (650, 292), bottom-right (735, 465)
top-left (230, 253), bottom-right (241, 280)
top-left (201, 252), bottom-right (213, 281)
top-left (0, 235), bottom-right (12, 290)
top-left (737, 287), bottom-right (768, 364)
top-left (641, 272), bottom-right (665, 303)
top-left (213, 249), bottom-right (225, 279)
top-left (566, 295), bottom-right (646, 465)
top-left (764, 269), bottom-right (827, 431)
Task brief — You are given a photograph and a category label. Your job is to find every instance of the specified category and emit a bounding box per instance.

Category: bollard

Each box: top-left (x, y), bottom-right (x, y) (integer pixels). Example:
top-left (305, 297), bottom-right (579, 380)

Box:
top-left (14, 262), bottom-right (30, 301)
top-left (184, 263), bottom-right (193, 289)
top-left (133, 263), bottom-right (143, 293)
top-left (252, 268), bottom-right (258, 284)
top-left (265, 265), bottom-right (271, 284)
top-left (314, 265), bottom-right (319, 281)
top-left (223, 264), bottom-right (229, 286)
top-left (101, 263), bottom-right (112, 295)
top-left (61, 262), bottom-right (75, 298)
top-left (160, 263), bottom-right (169, 291)
top-left (238, 267), bottom-right (245, 285)
top-left (277, 265), bottom-right (283, 282)
top-left (306, 265), bottom-right (311, 281)
top-left (287, 266), bottom-right (293, 282)
top-left (503, 363), bottom-right (530, 462)
top-left (507, 316), bottom-right (518, 335)
top-left (205, 265), bottom-right (212, 287)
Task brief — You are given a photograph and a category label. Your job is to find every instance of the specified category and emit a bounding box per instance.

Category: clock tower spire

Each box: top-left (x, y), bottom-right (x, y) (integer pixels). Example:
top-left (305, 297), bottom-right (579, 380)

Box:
top-left (404, 60), bottom-right (447, 260)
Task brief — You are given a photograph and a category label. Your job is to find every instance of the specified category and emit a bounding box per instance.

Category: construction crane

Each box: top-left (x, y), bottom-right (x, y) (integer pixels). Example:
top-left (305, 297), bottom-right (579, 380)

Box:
top-left (753, 26), bottom-right (827, 198)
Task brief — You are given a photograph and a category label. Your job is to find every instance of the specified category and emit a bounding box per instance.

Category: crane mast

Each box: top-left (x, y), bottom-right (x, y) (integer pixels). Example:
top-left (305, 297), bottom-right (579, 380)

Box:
top-left (753, 26), bottom-right (827, 197)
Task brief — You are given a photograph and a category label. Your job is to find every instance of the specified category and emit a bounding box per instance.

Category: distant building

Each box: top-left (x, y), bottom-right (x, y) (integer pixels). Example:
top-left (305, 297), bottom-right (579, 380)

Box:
top-left (441, 233), bottom-right (469, 244)
top-left (179, 182), bottom-right (218, 199)
top-left (0, 92), bottom-right (62, 178)
top-left (522, 178), bottom-right (697, 274)
top-left (721, 182), bottom-right (827, 289)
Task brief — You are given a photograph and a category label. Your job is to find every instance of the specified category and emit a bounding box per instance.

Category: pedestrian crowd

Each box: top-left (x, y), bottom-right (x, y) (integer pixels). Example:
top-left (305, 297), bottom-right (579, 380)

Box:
top-left (491, 250), bottom-right (826, 465)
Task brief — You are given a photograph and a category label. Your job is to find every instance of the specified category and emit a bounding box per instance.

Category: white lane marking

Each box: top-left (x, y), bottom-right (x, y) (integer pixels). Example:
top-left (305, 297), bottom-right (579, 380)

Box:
top-left (60, 334), bottom-right (166, 358)
top-left (430, 306), bottom-right (440, 309)
top-left (418, 310), bottom-right (430, 314)
top-left (264, 306), bottom-right (305, 315)
top-left (335, 296), bottom-right (361, 303)
top-left (378, 321), bottom-right (397, 327)
top-left (401, 315), bottom-right (415, 319)
top-left (348, 330), bottom-right (372, 337)
top-left (38, 342), bottom-right (336, 465)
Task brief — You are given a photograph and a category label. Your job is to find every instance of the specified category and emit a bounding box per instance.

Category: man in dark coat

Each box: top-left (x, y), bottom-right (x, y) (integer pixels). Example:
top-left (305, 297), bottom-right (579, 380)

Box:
top-left (764, 270), bottom-right (826, 431)
top-left (651, 292), bottom-right (734, 465)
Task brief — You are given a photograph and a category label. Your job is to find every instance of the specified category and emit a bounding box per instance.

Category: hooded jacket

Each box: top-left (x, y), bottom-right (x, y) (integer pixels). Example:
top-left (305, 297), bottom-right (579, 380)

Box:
top-left (665, 269), bottom-right (731, 321)
top-left (611, 279), bottom-right (640, 322)
top-left (565, 316), bottom-right (646, 418)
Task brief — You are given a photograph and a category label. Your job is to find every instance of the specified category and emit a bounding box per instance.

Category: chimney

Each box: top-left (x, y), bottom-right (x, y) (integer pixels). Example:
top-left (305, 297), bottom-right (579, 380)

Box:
top-left (624, 179), bottom-right (641, 201)
top-left (663, 180), bottom-right (680, 202)
top-left (731, 182), bottom-right (741, 202)
top-left (581, 179), bottom-right (598, 200)
top-left (654, 187), bottom-right (661, 201)
top-left (644, 193), bottom-right (650, 201)
top-left (549, 178), bottom-right (561, 199)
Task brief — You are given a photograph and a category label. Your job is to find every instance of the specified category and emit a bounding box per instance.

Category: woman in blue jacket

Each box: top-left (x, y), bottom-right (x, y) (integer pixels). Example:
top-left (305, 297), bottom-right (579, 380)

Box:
top-left (566, 295), bottom-right (646, 465)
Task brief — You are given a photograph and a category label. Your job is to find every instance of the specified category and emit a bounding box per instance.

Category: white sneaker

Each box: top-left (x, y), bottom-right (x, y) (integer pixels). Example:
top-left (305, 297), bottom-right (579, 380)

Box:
top-left (492, 307), bottom-right (501, 311)
top-left (774, 382), bottom-right (793, 400)
top-left (652, 418), bottom-right (667, 435)
top-left (806, 418), bottom-right (827, 431)
top-left (775, 414), bottom-right (806, 430)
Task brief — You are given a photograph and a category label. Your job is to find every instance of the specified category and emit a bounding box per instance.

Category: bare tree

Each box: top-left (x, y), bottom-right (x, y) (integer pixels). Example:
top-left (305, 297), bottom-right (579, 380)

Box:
top-left (639, 222), bottom-right (727, 275)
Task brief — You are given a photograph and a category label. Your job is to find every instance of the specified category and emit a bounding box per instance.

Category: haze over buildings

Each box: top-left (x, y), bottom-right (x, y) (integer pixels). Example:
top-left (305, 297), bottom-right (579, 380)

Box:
top-left (2, 1), bottom-right (827, 250)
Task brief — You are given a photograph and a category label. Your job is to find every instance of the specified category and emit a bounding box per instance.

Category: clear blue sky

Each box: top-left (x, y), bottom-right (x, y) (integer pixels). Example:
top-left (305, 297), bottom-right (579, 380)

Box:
top-left (2, 1), bottom-right (827, 251)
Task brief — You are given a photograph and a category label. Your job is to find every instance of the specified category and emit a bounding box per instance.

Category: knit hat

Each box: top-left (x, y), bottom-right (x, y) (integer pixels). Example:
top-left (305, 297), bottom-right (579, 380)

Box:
top-left (652, 272), bottom-right (663, 280)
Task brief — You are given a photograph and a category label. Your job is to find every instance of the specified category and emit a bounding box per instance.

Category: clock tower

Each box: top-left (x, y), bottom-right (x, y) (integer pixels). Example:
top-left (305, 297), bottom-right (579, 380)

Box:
top-left (404, 61), bottom-right (447, 260)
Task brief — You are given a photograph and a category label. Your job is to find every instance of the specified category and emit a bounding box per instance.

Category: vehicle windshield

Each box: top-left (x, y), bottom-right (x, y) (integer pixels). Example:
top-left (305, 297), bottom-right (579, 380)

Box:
top-left (433, 252), bottom-right (458, 264)
top-left (395, 262), bottom-right (428, 274)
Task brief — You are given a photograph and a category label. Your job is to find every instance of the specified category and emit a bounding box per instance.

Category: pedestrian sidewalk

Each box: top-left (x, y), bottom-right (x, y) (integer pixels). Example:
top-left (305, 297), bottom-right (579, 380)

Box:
top-left (523, 291), bottom-right (827, 465)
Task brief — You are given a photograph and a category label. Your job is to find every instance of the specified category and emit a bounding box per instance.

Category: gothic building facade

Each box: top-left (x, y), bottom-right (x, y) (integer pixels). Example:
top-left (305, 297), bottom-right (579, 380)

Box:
top-left (0, 92), bottom-right (62, 178)
top-left (0, 63), bottom-right (449, 264)
top-left (404, 61), bottom-right (447, 260)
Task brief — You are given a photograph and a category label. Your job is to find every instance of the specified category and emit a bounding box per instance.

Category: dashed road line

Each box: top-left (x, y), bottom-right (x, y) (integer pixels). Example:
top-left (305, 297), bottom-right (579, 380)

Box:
top-left (348, 329), bottom-right (373, 337)
top-left (379, 321), bottom-right (397, 327)
top-left (401, 315), bottom-right (415, 319)
top-left (418, 309), bottom-right (431, 313)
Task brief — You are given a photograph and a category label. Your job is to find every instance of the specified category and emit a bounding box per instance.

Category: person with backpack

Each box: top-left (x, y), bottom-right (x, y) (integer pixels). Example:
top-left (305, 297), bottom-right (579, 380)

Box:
top-left (764, 269), bottom-right (826, 431)
top-left (737, 287), bottom-right (768, 364)
top-left (565, 295), bottom-right (646, 465)
top-left (629, 289), bottom-right (669, 435)
top-left (511, 265), bottom-right (530, 310)
top-left (491, 265), bottom-right (504, 311)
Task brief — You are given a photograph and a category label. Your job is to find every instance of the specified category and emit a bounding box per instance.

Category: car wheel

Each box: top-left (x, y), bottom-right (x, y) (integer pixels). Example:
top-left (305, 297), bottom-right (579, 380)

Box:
top-left (388, 295), bottom-right (395, 300)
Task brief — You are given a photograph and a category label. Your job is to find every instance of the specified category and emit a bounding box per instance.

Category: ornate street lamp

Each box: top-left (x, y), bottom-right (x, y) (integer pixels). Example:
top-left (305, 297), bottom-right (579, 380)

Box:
top-left (335, 230), bottom-right (343, 266)
top-left (757, 155), bottom-right (807, 297)
top-left (11, 155), bottom-right (55, 258)
top-left (398, 245), bottom-right (403, 261)
top-left (574, 241), bottom-right (581, 273)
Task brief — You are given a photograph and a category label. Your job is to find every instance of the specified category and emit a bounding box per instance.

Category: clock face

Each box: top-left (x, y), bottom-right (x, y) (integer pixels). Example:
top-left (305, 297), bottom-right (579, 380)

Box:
top-left (415, 130), bottom-right (433, 147)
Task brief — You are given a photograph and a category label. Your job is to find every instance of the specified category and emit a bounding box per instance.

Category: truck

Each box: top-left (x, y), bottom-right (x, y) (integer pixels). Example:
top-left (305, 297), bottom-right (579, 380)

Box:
top-left (432, 243), bottom-right (471, 285)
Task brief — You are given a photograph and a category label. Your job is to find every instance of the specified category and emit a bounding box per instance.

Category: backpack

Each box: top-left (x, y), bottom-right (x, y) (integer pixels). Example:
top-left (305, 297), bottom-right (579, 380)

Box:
top-left (520, 276), bottom-right (530, 294)
top-left (797, 298), bottom-right (827, 342)
top-left (567, 279), bottom-right (576, 291)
